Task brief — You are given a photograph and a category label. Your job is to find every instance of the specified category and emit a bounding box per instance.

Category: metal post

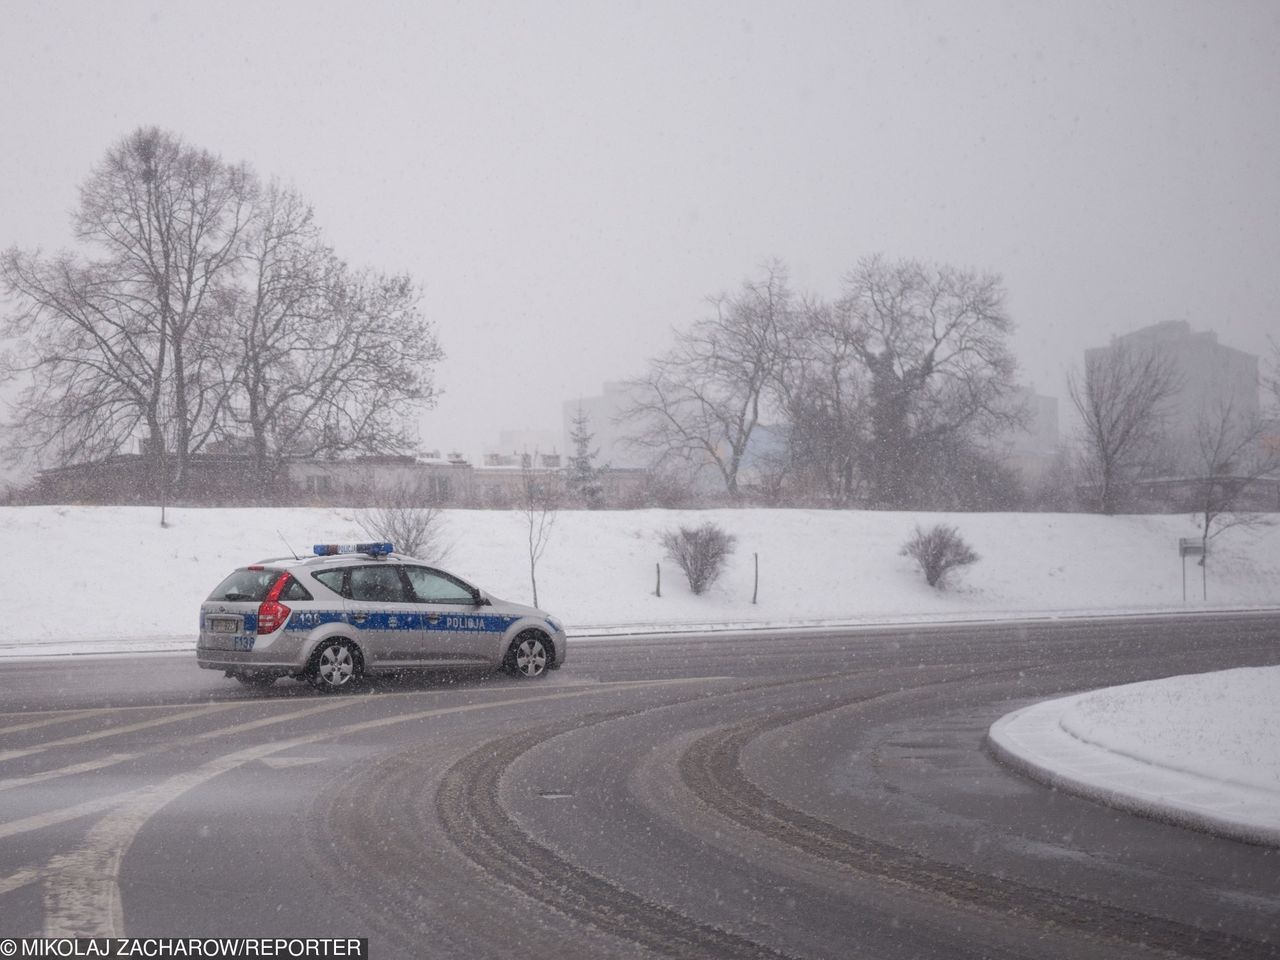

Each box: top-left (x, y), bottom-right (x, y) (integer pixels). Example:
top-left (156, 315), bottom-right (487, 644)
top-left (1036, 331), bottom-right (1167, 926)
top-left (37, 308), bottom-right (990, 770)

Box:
top-left (752, 552), bottom-right (759, 605)
top-left (655, 562), bottom-right (661, 598)
top-left (1182, 555), bottom-right (1186, 603)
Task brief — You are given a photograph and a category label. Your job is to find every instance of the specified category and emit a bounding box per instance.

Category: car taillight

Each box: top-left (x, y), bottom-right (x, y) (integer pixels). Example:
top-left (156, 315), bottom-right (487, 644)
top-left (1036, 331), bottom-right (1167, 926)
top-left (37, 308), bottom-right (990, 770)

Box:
top-left (257, 573), bottom-right (293, 635)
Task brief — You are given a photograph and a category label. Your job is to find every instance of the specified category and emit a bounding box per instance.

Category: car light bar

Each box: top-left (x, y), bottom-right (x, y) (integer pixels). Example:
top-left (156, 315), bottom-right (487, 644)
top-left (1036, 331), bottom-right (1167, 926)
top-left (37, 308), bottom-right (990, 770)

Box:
top-left (312, 542), bottom-right (394, 557)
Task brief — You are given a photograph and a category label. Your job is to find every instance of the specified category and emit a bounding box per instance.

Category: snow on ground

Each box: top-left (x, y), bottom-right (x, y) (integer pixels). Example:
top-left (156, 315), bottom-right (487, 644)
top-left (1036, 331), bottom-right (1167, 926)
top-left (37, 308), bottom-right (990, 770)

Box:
top-left (989, 666), bottom-right (1280, 845)
top-left (1, 504), bottom-right (1277, 844)
top-left (1, 504), bottom-right (1278, 654)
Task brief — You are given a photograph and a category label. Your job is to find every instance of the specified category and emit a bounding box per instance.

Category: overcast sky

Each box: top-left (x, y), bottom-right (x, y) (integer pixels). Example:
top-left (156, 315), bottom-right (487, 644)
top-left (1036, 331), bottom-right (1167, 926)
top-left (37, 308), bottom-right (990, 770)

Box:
top-left (2, 0), bottom-right (1277, 466)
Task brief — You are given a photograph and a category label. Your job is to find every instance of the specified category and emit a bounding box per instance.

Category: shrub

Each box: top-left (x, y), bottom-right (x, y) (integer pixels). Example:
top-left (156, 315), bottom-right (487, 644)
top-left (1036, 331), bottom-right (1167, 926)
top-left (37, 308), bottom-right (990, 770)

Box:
top-left (359, 483), bottom-right (451, 563)
top-left (660, 522), bottom-right (736, 595)
top-left (901, 523), bottom-right (978, 588)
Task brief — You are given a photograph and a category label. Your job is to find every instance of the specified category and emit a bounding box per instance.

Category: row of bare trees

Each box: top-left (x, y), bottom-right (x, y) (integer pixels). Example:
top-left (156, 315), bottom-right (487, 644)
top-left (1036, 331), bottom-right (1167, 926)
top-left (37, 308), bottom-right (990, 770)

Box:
top-left (624, 261), bottom-right (1279, 517)
top-left (1, 127), bottom-right (442, 496)
top-left (1069, 339), bottom-right (1279, 546)
top-left (620, 258), bottom-right (1025, 508)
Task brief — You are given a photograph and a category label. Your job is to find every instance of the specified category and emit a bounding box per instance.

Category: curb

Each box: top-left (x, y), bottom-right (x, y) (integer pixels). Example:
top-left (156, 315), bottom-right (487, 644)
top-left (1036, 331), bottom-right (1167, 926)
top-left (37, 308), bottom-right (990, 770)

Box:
top-left (987, 699), bottom-right (1280, 849)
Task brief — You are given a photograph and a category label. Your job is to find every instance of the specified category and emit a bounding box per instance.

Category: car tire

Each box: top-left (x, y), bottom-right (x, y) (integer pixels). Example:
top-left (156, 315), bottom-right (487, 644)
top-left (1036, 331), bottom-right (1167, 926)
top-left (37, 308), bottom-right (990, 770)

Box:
top-left (308, 639), bottom-right (363, 692)
top-left (505, 632), bottom-right (551, 679)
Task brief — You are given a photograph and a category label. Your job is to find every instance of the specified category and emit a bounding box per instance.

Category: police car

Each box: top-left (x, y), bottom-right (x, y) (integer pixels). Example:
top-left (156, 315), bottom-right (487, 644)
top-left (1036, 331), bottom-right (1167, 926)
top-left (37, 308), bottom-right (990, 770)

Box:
top-left (197, 543), bottom-right (567, 690)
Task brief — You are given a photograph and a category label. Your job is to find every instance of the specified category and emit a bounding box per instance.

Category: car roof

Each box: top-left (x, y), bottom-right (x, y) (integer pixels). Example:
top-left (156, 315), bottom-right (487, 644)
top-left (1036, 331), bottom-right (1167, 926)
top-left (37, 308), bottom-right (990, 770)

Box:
top-left (249, 552), bottom-right (427, 571)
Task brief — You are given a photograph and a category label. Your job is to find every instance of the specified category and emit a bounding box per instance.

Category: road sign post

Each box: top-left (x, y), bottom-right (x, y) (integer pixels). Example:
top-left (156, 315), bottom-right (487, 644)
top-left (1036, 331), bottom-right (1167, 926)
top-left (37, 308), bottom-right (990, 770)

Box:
top-left (1179, 538), bottom-right (1206, 602)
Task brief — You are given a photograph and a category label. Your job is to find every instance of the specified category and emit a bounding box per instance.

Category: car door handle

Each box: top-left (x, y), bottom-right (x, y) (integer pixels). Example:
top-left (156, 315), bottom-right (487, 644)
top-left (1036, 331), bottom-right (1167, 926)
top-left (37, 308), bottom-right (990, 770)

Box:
top-left (425, 614), bottom-right (441, 625)
top-left (350, 613), bottom-right (368, 624)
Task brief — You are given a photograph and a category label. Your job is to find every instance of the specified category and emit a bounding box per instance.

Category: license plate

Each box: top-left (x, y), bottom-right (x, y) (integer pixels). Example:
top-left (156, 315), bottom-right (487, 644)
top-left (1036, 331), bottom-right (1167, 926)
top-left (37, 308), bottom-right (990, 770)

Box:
top-left (211, 618), bottom-right (239, 634)
top-left (202, 634), bottom-right (254, 652)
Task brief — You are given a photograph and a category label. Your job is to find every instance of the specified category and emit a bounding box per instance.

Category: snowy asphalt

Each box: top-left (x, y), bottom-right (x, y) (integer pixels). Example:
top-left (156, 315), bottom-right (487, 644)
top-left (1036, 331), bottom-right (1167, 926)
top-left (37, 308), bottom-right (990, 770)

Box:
top-left (0, 613), bottom-right (1277, 958)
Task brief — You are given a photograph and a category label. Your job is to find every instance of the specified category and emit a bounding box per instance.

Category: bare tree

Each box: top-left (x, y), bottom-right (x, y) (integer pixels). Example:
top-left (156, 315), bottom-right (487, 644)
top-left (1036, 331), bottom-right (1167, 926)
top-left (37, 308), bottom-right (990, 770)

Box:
top-left (520, 463), bottom-right (560, 608)
top-left (775, 296), bottom-right (868, 505)
top-left (2, 127), bottom-right (442, 505)
top-left (1188, 399), bottom-right (1278, 555)
top-left (620, 262), bottom-right (792, 500)
top-left (1068, 343), bottom-right (1182, 515)
top-left (226, 185), bottom-right (441, 491)
top-left (839, 256), bottom-right (1021, 507)
top-left (2, 128), bottom-right (251, 494)
top-left (1270, 336), bottom-right (1280, 414)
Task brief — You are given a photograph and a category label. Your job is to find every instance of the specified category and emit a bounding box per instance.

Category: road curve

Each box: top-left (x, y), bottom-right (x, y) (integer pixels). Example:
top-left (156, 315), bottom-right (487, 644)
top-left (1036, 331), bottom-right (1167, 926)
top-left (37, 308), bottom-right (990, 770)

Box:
top-left (0, 611), bottom-right (1276, 958)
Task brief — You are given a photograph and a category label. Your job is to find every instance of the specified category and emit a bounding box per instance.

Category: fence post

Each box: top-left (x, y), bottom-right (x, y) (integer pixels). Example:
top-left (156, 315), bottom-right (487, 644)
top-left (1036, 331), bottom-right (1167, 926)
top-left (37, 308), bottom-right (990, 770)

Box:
top-left (752, 552), bottom-right (758, 604)
top-left (655, 562), bottom-right (661, 598)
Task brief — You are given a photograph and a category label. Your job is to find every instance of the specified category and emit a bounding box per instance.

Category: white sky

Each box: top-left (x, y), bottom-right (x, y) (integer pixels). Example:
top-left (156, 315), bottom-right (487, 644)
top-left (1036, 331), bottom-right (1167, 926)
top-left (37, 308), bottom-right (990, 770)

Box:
top-left (2, 0), bottom-right (1278, 466)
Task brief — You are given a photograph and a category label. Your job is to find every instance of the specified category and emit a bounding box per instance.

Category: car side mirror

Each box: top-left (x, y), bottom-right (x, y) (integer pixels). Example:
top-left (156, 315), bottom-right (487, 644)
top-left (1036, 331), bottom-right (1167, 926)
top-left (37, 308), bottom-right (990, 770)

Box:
top-left (474, 591), bottom-right (491, 607)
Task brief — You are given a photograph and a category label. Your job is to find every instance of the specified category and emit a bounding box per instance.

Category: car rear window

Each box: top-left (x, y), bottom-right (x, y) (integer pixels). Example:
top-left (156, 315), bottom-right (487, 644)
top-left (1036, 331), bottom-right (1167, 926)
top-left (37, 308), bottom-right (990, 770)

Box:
top-left (208, 568), bottom-right (282, 602)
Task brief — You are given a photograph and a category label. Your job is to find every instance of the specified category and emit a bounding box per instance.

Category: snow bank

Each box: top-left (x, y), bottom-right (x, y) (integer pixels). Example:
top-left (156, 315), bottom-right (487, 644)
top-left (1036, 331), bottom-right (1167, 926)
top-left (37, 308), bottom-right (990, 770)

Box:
top-left (1, 505), bottom-right (1277, 652)
top-left (989, 667), bottom-right (1280, 845)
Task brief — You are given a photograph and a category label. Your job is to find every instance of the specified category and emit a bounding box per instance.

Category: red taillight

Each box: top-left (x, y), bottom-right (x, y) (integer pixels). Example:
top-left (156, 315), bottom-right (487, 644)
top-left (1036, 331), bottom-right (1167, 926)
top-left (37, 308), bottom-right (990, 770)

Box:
top-left (257, 573), bottom-right (293, 635)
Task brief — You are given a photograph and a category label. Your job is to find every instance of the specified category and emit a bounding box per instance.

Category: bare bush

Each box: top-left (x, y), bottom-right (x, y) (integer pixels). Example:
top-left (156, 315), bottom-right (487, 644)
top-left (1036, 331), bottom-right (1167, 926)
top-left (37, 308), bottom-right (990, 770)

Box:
top-left (660, 522), bottom-right (736, 595)
top-left (901, 524), bottom-right (978, 588)
top-left (358, 483), bottom-right (451, 563)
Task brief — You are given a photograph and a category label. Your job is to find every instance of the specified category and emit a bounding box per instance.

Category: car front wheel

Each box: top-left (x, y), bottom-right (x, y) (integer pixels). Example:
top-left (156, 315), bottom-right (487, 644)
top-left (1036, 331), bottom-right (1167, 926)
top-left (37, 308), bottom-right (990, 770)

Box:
top-left (309, 639), bottom-right (362, 692)
top-left (506, 632), bottom-right (551, 679)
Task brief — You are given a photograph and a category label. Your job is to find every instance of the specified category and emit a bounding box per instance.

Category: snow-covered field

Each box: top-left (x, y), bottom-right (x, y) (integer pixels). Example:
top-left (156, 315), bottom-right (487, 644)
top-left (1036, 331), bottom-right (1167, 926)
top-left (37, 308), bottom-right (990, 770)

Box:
top-left (1, 504), bottom-right (1278, 844)
top-left (990, 666), bottom-right (1280, 844)
top-left (2, 504), bottom-right (1278, 653)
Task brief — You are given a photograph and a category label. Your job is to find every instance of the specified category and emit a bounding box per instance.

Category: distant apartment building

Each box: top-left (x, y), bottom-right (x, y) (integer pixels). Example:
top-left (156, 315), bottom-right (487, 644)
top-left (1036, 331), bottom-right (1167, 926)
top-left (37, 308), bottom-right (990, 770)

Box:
top-left (1086, 320), bottom-right (1260, 471)
top-left (990, 386), bottom-right (1060, 480)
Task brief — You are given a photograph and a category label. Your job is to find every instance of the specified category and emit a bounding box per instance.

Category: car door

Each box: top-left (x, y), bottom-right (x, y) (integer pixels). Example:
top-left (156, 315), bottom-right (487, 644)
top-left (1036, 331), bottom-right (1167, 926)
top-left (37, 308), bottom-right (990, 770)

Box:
top-left (402, 565), bottom-right (503, 665)
top-left (343, 563), bottom-right (424, 667)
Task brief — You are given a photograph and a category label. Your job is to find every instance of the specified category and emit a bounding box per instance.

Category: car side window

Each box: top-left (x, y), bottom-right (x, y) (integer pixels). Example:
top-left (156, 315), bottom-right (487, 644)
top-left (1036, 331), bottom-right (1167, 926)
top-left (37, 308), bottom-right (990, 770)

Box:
top-left (404, 566), bottom-right (476, 604)
top-left (348, 565), bottom-right (410, 603)
top-left (311, 569), bottom-right (348, 597)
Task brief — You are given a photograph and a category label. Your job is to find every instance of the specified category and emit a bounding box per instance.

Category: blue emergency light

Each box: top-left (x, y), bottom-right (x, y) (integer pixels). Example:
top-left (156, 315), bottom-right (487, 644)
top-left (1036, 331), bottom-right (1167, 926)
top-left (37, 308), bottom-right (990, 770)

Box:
top-left (312, 542), bottom-right (394, 557)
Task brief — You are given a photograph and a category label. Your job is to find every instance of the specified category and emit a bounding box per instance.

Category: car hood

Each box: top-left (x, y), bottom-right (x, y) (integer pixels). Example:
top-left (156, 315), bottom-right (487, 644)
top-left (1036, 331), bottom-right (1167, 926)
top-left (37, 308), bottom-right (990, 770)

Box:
top-left (489, 596), bottom-right (550, 620)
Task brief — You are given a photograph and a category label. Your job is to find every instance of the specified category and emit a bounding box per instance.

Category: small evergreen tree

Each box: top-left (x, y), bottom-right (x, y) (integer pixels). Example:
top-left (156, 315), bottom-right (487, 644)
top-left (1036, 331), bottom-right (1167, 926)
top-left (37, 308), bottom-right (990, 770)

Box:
top-left (566, 404), bottom-right (606, 509)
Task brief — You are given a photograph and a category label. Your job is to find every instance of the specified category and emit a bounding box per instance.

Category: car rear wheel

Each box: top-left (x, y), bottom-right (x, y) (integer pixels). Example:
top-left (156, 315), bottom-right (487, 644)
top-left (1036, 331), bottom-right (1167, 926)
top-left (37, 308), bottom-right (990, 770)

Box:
top-left (309, 639), bottom-right (362, 692)
top-left (505, 632), bottom-right (551, 679)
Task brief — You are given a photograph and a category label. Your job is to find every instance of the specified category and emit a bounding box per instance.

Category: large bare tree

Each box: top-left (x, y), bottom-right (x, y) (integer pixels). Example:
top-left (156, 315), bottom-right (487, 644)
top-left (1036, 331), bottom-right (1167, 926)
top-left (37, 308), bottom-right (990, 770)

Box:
top-left (1068, 343), bottom-right (1182, 515)
top-left (839, 256), bottom-right (1020, 507)
top-left (3, 127), bottom-right (442, 501)
top-left (620, 262), bottom-right (792, 500)
top-left (225, 184), bottom-right (441, 491)
top-left (2, 128), bottom-right (251, 491)
top-left (774, 296), bottom-right (868, 505)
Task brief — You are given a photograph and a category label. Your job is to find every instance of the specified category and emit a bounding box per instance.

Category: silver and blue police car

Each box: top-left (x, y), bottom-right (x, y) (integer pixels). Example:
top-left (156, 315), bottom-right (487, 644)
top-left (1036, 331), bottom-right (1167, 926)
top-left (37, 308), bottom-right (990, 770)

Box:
top-left (197, 542), bottom-right (568, 690)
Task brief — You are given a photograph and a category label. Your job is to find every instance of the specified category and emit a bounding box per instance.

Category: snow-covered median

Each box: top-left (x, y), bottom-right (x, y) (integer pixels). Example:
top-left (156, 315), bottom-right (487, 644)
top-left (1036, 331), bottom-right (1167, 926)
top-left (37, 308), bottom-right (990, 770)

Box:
top-left (989, 666), bottom-right (1280, 846)
top-left (1, 504), bottom-right (1279, 656)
